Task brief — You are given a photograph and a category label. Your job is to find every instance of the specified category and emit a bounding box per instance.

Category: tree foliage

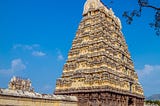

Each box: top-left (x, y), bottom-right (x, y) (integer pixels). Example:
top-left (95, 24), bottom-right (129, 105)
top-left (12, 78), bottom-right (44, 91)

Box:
top-left (145, 100), bottom-right (160, 106)
top-left (116, 0), bottom-right (160, 35)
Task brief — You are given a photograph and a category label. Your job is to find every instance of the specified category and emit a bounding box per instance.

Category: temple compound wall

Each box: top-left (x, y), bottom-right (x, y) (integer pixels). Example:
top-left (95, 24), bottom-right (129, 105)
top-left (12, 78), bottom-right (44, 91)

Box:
top-left (0, 88), bottom-right (78, 106)
top-left (0, 77), bottom-right (78, 106)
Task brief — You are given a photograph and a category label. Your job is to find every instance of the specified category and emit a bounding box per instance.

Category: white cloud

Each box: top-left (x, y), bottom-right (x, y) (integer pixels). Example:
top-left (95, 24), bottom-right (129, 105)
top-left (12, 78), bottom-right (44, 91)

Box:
top-left (13, 44), bottom-right (46, 57)
top-left (11, 59), bottom-right (26, 72)
top-left (32, 51), bottom-right (46, 57)
top-left (0, 59), bottom-right (26, 75)
top-left (43, 85), bottom-right (52, 91)
top-left (57, 50), bottom-right (64, 61)
top-left (137, 64), bottom-right (160, 77)
top-left (13, 44), bottom-right (40, 50)
top-left (57, 54), bottom-right (64, 60)
top-left (39, 84), bottom-right (53, 93)
top-left (136, 64), bottom-right (160, 96)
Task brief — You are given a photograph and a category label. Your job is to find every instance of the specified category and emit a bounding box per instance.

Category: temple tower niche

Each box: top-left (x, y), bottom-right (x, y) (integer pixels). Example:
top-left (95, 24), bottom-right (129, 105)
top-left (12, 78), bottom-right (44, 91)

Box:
top-left (55, 0), bottom-right (144, 105)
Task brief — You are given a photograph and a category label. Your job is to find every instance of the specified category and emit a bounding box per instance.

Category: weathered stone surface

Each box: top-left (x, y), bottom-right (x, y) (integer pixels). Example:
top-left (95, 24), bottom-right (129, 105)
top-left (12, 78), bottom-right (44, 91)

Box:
top-left (55, 0), bottom-right (144, 105)
top-left (8, 76), bottom-right (34, 92)
top-left (0, 88), bottom-right (78, 106)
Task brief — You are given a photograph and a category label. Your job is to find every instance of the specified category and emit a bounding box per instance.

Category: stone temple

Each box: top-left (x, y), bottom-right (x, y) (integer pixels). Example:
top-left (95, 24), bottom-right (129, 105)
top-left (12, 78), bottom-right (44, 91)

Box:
top-left (55, 0), bottom-right (144, 106)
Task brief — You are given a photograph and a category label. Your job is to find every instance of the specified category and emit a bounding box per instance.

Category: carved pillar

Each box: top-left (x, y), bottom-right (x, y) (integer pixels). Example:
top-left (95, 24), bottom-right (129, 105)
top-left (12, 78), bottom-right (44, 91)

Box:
top-left (107, 93), bottom-right (111, 106)
top-left (137, 98), bottom-right (144, 106)
top-left (132, 98), bottom-right (136, 106)
top-left (99, 92), bottom-right (107, 106)
top-left (111, 94), bottom-right (116, 106)
top-left (109, 93), bottom-right (112, 106)
top-left (125, 96), bottom-right (129, 106)
top-left (117, 95), bottom-right (121, 106)
top-left (136, 98), bottom-right (139, 106)
top-left (77, 93), bottom-right (89, 106)
top-left (105, 93), bottom-right (109, 106)
top-left (89, 93), bottom-right (99, 106)
top-left (113, 94), bottom-right (117, 106)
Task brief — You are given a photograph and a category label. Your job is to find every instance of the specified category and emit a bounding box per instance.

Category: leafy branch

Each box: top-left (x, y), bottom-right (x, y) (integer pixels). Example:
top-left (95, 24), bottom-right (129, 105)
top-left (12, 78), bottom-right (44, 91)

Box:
top-left (121, 0), bottom-right (160, 35)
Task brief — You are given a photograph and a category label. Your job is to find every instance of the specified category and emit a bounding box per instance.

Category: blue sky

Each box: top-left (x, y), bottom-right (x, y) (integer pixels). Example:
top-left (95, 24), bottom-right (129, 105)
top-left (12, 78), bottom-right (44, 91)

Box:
top-left (0, 0), bottom-right (160, 97)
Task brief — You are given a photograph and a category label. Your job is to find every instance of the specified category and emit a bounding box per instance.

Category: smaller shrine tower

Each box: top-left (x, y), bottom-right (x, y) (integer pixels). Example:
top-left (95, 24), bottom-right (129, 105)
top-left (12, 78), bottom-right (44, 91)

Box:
top-left (9, 76), bottom-right (34, 92)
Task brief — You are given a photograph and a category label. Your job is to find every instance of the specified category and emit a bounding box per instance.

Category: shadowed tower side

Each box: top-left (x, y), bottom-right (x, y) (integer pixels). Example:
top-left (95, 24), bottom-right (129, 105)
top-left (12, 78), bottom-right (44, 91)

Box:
top-left (55, 0), bottom-right (144, 105)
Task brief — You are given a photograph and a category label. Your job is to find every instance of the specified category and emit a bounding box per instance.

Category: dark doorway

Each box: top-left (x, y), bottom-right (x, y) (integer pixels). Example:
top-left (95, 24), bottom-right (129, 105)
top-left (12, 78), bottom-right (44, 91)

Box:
top-left (128, 98), bottom-right (133, 106)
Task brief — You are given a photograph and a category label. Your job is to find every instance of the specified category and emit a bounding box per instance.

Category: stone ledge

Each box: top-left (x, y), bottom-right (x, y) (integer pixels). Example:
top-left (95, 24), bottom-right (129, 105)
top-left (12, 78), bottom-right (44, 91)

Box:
top-left (0, 88), bottom-right (77, 102)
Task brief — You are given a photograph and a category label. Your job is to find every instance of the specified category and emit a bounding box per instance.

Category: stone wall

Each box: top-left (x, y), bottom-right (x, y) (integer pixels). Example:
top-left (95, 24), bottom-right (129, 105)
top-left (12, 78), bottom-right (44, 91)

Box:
top-left (0, 88), bottom-right (78, 106)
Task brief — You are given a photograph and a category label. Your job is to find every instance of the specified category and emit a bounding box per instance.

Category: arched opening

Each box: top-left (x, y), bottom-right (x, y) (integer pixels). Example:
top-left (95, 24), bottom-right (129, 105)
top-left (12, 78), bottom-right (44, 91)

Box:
top-left (128, 98), bottom-right (133, 106)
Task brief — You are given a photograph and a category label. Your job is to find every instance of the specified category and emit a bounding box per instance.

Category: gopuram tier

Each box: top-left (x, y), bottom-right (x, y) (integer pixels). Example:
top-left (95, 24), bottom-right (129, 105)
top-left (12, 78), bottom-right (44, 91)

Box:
top-left (55, 0), bottom-right (144, 106)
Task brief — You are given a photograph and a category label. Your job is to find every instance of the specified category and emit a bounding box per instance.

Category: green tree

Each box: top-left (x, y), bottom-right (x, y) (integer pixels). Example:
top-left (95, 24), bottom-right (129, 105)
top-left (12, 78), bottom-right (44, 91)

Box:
top-left (145, 100), bottom-right (160, 106)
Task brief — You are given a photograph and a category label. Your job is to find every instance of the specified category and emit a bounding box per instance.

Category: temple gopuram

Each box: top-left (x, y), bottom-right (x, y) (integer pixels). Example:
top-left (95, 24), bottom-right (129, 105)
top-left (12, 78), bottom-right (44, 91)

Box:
top-left (55, 0), bottom-right (144, 106)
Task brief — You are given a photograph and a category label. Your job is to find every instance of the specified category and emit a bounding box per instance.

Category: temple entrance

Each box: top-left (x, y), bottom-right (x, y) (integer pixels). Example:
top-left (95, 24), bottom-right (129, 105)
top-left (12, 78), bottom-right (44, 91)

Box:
top-left (128, 98), bottom-right (134, 106)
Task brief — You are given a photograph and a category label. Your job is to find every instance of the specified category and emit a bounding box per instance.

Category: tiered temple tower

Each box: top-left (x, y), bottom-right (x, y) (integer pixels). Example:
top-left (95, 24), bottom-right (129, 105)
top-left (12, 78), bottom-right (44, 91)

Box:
top-left (55, 0), bottom-right (144, 105)
top-left (9, 76), bottom-right (34, 92)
